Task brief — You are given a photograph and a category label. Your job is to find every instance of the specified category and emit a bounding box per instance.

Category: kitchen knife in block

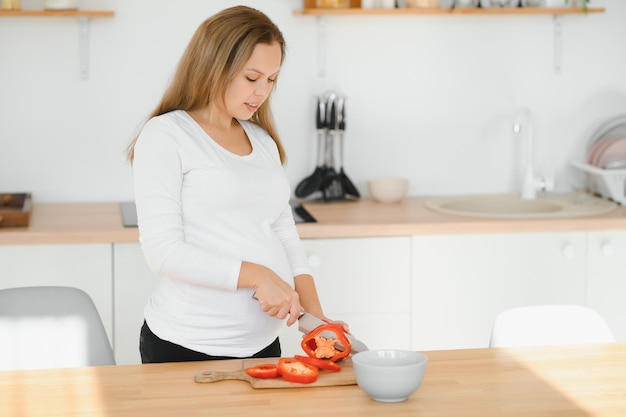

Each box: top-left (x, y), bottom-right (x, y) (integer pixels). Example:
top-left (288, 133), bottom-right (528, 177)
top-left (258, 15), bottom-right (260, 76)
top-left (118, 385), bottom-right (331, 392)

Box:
top-left (194, 357), bottom-right (356, 388)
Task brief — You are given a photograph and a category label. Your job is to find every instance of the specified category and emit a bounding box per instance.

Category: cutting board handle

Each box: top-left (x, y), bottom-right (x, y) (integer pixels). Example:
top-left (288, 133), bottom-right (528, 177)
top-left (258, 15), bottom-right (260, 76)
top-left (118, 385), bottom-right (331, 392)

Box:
top-left (195, 369), bottom-right (249, 384)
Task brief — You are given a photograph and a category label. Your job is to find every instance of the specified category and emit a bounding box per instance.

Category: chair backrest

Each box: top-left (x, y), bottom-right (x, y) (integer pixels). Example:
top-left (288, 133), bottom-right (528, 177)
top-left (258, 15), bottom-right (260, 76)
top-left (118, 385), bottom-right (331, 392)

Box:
top-left (489, 304), bottom-right (616, 348)
top-left (0, 286), bottom-right (116, 370)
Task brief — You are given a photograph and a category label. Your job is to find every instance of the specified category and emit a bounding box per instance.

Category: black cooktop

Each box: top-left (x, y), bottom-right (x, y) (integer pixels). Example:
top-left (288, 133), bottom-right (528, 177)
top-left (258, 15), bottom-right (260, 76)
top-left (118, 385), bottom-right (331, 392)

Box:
top-left (120, 200), bottom-right (316, 228)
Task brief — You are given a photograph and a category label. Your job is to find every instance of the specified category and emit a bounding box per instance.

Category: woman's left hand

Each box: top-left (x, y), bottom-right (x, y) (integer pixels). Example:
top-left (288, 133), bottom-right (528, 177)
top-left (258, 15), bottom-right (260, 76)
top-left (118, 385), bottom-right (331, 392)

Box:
top-left (323, 318), bottom-right (350, 334)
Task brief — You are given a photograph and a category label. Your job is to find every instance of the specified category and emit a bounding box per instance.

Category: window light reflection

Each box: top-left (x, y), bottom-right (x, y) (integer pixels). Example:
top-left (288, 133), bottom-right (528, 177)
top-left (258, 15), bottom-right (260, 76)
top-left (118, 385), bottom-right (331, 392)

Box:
top-left (0, 315), bottom-right (89, 371)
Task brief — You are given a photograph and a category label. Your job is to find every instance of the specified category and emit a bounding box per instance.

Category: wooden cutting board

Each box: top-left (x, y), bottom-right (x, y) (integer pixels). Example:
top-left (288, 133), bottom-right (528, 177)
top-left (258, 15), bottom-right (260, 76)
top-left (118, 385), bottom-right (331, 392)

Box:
top-left (194, 357), bottom-right (356, 389)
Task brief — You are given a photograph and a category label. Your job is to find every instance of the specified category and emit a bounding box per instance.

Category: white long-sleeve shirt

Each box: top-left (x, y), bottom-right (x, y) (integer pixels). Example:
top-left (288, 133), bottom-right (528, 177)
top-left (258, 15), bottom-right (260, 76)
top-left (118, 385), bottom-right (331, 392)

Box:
top-left (133, 110), bottom-right (311, 357)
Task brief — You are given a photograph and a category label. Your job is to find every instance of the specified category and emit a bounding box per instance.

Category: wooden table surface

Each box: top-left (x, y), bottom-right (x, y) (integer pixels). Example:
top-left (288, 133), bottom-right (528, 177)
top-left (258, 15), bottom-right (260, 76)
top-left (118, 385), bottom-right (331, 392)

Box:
top-left (1, 343), bottom-right (625, 417)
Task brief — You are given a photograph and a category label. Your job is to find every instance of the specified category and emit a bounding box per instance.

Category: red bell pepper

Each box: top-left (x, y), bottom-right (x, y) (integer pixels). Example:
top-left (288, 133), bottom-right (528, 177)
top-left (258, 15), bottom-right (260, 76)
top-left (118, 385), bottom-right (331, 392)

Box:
top-left (245, 364), bottom-right (279, 379)
top-left (277, 357), bottom-right (319, 384)
top-left (294, 355), bottom-right (341, 372)
top-left (300, 323), bottom-right (351, 362)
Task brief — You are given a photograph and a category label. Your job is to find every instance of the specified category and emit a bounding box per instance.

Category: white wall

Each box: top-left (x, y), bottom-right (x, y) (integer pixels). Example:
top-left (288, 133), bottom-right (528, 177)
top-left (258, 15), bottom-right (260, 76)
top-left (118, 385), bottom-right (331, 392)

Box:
top-left (1, 0), bottom-right (624, 203)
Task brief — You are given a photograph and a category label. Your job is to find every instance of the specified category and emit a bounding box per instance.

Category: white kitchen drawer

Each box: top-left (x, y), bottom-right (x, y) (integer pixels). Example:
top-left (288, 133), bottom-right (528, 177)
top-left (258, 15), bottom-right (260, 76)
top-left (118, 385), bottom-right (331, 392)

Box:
top-left (302, 237), bottom-right (412, 315)
top-left (411, 232), bottom-right (587, 350)
top-left (586, 230), bottom-right (626, 342)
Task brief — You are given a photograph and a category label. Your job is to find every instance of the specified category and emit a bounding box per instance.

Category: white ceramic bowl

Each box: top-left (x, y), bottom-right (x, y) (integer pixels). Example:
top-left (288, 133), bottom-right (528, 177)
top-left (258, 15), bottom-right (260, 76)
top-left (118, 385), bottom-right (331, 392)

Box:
top-left (352, 349), bottom-right (428, 403)
top-left (368, 177), bottom-right (409, 203)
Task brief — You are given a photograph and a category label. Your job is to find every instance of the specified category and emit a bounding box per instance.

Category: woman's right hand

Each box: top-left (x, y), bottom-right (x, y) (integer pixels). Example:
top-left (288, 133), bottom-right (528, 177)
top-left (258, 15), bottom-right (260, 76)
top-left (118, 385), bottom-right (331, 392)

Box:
top-left (239, 262), bottom-right (302, 326)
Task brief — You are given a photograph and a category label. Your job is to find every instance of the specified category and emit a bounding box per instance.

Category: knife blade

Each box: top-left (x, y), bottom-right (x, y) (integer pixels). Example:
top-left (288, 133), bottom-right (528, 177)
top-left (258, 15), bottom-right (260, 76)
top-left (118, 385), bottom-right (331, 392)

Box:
top-left (298, 311), bottom-right (369, 354)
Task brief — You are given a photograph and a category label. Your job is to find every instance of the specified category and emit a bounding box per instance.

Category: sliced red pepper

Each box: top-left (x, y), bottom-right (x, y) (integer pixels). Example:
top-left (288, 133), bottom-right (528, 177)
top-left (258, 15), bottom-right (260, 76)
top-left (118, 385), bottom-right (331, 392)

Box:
top-left (245, 364), bottom-right (279, 379)
top-left (294, 355), bottom-right (341, 372)
top-left (301, 323), bottom-right (351, 363)
top-left (277, 357), bottom-right (318, 384)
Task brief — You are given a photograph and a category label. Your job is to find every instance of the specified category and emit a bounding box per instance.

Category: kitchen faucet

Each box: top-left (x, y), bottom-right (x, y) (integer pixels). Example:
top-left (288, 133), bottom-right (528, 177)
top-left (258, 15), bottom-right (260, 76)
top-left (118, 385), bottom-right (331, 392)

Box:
top-left (513, 108), bottom-right (554, 200)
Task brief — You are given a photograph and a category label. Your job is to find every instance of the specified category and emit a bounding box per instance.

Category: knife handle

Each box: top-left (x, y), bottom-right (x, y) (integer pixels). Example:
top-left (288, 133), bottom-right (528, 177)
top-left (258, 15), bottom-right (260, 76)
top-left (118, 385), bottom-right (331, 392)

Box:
top-left (252, 292), bottom-right (305, 320)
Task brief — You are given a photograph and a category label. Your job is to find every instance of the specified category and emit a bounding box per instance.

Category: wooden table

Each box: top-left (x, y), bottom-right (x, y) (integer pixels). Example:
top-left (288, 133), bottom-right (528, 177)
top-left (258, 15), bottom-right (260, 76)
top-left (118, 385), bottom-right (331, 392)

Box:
top-left (1, 344), bottom-right (625, 417)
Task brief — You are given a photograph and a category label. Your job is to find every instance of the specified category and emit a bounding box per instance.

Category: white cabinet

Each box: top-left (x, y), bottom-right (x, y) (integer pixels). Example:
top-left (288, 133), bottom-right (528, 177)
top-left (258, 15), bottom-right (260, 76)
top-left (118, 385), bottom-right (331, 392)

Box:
top-left (280, 237), bottom-right (413, 356)
top-left (0, 243), bottom-right (114, 344)
top-left (586, 230), bottom-right (626, 342)
top-left (113, 243), bottom-right (160, 365)
top-left (411, 232), bottom-right (587, 351)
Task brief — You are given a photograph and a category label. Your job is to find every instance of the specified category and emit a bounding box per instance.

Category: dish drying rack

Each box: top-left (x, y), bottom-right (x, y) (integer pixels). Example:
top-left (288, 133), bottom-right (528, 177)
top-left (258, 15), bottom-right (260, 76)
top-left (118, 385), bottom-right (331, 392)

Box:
top-left (570, 161), bottom-right (626, 205)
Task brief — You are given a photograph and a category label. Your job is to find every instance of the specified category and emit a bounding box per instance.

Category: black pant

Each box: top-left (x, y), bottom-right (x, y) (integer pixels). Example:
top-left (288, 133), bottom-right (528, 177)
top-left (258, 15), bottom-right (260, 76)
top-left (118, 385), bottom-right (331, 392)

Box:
top-left (139, 321), bottom-right (281, 363)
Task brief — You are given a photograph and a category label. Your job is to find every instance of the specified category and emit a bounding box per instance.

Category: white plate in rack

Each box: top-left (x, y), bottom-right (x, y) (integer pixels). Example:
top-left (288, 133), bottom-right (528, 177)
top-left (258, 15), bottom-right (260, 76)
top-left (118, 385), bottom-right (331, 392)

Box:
top-left (587, 115), bottom-right (626, 153)
top-left (596, 137), bottom-right (626, 169)
top-left (588, 136), bottom-right (621, 166)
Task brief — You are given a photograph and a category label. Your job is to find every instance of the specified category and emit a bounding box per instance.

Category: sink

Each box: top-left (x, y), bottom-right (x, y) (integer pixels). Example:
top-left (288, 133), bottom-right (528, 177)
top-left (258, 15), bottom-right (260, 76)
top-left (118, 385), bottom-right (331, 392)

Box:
top-left (426, 193), bottom-right (618, 219)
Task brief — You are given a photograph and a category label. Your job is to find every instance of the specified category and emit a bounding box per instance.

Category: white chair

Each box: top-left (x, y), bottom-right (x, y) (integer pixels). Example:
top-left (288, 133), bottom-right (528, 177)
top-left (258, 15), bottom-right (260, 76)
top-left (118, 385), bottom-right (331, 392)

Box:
top-left (489, 304), bottom-right (616, 348)
top-left (0, 286), bottom-right (116, 370)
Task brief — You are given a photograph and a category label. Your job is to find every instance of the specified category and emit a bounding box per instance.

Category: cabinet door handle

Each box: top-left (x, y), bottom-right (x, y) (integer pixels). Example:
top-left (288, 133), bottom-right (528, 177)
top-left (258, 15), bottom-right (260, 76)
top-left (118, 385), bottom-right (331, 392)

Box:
top-left (562, 244), bottom-right (576, 258)
top-left (601, 242), bottom-right (615, 257)
top-left (308, 254), bottom-right (322, 268)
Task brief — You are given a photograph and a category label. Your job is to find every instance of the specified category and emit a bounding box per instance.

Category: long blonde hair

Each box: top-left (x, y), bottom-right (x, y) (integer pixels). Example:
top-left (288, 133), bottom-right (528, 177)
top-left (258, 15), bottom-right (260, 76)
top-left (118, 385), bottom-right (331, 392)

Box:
top-left (127, 6), bottom-right (286, 164)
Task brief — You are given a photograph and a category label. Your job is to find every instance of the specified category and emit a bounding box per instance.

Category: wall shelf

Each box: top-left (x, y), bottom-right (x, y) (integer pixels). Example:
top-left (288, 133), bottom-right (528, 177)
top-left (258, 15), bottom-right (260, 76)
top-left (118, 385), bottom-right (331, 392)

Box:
top-left (0, 10), bottom-right (114, 17)
top-left (294, 7), bottom-right (604, 16)
top-left (297, 7), bottom-right (604, 76)
top-left (0, 10), bottom-right (115, 80)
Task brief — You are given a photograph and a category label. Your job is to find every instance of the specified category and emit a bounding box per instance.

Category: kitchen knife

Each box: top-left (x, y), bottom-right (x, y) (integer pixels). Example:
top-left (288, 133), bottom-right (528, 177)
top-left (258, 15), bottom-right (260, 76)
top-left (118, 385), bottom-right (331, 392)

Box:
top-left (298, 310), bottom-right (369, 354)
top-left (251, 292), bottom-right (368, 354)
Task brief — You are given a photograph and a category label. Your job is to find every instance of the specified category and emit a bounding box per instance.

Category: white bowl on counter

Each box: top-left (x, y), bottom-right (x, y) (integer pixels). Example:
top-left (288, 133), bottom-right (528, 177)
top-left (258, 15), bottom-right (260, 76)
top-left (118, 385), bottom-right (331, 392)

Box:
top-left (352, 349), bottom-right (428, 403)
top-left (368, 177), bottom-right (409, 203)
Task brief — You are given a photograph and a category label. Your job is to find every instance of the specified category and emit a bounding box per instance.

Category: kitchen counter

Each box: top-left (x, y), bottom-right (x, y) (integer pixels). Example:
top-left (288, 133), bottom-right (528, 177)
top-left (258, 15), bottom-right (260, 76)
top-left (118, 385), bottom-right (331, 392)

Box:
top-left (1, 343), bottom-right (625, 417)
top-left (299, 197), bottom-right (626, 238)
top-left (0, 203), bottom-right (139, 245)
top-left (1, 196), bottom-right (626, 245)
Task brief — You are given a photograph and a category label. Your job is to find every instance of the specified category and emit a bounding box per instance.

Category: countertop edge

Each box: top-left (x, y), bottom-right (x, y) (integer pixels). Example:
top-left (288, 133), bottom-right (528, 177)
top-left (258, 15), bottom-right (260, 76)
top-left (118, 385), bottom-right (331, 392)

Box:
top-left (295, 219), bottom-right (626, 239)
top-left (1, 198), bottom-right (625, 245)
